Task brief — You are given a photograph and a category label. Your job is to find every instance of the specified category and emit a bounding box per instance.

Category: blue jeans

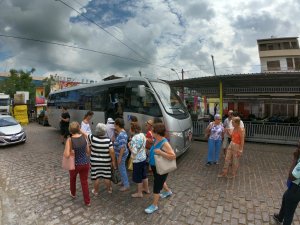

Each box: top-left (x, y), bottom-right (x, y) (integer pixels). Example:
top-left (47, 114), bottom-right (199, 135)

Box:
top-left (116, 153), bottom-right (129, 188)
top-left (207, 139), bottom-right (222, 163)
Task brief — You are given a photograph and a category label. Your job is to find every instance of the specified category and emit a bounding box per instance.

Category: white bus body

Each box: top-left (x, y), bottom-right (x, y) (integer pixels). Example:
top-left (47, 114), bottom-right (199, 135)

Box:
top-left (47, 77), bottom-right (192, 156)
top-left (0, 93), bottom-right (10, 115)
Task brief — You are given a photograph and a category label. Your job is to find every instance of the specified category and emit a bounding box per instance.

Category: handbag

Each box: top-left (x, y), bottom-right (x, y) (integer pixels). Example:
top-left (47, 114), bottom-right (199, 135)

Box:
top-left (154, 144), bottom-right (177, 175)
top-left (111, 168), bottom-right (121, 184)
top-left (128, 157), bottom-right (133, 170)
top-left (62, 138), bottom-right (75, 170)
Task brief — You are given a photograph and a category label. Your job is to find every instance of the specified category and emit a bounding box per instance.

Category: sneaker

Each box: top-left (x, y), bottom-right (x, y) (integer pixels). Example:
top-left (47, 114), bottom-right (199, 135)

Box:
top-left (273, 213), bottom-right (282, 224)
top-left (145, 204), bottom-right (158, 214)
top-left (160, 190), bottom-right (173, 199)
top-left (206, 162), bottom-right (212, 166)
top-left (213, 161), bottom-right (219, 165)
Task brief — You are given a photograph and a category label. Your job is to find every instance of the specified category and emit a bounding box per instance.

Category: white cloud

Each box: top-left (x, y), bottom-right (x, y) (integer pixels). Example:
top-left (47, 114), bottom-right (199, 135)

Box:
top-left (0, 0), bottom-right (300, 81)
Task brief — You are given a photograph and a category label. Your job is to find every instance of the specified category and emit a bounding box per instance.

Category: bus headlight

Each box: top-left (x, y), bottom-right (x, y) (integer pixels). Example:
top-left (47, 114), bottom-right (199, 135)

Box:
top-left (169, 131), bottom-right (183, 138)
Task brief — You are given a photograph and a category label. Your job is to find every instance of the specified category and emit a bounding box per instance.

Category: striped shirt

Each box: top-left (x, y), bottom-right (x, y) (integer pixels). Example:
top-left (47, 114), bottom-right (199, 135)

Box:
top-left (88, 134), bottom-right (113, 180)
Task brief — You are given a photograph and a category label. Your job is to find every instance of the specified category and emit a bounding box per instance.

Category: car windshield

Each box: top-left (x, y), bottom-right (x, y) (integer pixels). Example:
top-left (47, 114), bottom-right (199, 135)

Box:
top-left (150, 81), bottom-right (187, 115)
top-left (0, 117), bottom-right (18, 127)
top-left (0, 99), bottom-right (10, 106)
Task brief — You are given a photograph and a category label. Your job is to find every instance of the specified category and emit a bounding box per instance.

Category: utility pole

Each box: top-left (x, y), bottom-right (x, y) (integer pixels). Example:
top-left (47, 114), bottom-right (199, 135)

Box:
top-left (181, 69), bottom-right (184, 101)
top-left (211, 55), bottom-right (216, 76)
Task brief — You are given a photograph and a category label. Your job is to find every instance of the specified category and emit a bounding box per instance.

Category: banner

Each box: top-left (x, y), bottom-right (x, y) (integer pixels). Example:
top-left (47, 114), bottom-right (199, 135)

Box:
top-left (59, 81), bottom-right (80, 89)
top-left (36, 87), bottom-right (45, 104)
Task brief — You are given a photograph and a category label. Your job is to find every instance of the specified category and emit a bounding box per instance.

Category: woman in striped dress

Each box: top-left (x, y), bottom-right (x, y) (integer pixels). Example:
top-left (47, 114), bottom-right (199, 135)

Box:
top-left (87, 123), bottom-right (116, 195)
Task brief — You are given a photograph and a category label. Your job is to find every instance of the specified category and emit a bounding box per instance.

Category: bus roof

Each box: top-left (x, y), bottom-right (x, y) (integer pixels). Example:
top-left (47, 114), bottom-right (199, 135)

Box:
top-left (49, 77), bottom-right (166, 95)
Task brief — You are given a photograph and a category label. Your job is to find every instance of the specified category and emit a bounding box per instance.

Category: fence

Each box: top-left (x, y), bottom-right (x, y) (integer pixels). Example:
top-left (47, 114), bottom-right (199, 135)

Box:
top-left (193, 121), bottom-right (300, 145)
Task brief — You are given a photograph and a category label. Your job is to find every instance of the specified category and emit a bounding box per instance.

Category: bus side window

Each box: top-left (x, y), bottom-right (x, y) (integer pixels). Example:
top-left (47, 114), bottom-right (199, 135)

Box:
top-left (92, 89), bottom-right (108, 111)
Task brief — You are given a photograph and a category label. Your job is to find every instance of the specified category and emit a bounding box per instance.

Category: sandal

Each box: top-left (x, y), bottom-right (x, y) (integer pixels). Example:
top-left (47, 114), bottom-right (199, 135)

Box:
top-left (107, 187), bottom-right (113, 194)
top-left (131, 193), bottom-right (143, 198)
top-left (92, 189), bottom-right (98, 196)
top-left (217, 173), bottom-right (227, 178)
top-left (69, 191), bottom-right (76, 199)
top-left (142, 190), bottom-right (150, 194)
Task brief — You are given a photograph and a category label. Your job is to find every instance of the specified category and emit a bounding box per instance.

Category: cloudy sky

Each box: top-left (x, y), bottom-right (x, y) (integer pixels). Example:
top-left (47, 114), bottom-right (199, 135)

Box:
top-left (0, 0), bottom-right (299, 82)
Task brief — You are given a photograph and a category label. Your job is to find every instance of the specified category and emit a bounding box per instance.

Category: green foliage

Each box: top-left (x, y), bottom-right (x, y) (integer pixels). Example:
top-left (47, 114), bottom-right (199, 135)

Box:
top-left (42, 75), bottom-right (56, 98)
top-left (0, 69), bottom-right (36, 103)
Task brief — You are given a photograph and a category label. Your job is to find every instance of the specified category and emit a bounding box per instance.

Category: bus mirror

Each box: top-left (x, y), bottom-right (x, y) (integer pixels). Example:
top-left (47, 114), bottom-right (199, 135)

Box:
top-left (138, 85), bottom-right (146, 97)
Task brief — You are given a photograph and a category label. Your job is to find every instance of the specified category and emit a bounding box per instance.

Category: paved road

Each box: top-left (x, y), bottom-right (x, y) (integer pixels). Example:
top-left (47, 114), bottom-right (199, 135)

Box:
top-left (0, 123), bottom-right (299, 225)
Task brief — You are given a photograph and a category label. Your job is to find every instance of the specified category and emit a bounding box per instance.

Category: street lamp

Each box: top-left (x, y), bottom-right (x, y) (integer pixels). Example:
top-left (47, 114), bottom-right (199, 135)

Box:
top-left (170, 68), bottom-right (181, 80)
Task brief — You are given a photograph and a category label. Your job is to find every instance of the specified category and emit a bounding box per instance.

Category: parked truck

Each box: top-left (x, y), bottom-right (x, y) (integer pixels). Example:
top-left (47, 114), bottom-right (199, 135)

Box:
top-left (0, 93), bottom-right (10, 115)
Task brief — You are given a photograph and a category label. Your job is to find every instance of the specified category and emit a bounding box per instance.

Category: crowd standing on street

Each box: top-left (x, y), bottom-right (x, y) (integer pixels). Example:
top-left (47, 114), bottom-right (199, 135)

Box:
top-left (58, 107), bottom-right (300, 222)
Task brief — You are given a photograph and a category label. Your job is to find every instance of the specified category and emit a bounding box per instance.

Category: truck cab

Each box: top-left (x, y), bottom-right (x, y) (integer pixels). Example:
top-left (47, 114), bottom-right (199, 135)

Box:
top-left (0, 93), bottom-right (10, 115)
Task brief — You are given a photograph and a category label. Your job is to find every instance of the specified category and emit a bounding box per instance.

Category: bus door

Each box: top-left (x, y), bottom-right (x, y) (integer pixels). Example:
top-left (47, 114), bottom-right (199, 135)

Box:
top-left (124, 82), bottom-right (162, 132)
top-left (106, 86), bottom-right (126, 120)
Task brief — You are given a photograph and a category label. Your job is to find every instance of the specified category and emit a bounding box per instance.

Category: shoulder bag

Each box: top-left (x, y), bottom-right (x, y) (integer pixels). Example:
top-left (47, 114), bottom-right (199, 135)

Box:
top-left (111, 167), bottom-right (121, 184)
top-left (62, 138), bottom-right (75, 171)
top-left (154, 141), bottom-right (177, 175)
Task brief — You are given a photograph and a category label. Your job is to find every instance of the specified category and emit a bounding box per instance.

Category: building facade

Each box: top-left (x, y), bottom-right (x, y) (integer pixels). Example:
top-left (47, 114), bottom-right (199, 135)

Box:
top-left (257, 37), bottom-right (300, 72)
top-left (169, 73), bottom-right (300, 122)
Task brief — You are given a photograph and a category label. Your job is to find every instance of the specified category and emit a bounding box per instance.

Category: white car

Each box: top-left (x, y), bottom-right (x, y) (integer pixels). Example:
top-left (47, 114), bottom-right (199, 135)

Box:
top-left (0, 115), bottom-right (26, 146)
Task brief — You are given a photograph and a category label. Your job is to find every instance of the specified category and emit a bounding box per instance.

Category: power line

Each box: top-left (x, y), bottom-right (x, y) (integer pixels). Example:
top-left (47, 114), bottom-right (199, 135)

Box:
top-left (55, 0), bottom-right (148, 62)
top-left (0, 33), bottom-right (171, 69)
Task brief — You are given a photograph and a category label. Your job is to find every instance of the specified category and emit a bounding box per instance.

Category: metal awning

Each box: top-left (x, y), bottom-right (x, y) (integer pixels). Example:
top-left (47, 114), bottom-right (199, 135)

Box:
top-left (168, 72), bottom-right (300, 89)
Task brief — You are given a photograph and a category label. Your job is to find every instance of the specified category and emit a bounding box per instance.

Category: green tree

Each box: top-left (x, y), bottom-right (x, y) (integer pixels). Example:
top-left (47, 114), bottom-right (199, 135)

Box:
top-left (42, 75), bottom-right (56, 98)
top-left (0, 68), bottom-right (36, 103)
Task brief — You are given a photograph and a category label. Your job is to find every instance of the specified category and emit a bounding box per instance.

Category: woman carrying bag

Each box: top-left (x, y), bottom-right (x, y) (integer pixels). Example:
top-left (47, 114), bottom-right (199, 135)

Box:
top-left (145, 122), bottom-right (176, 214)
top-left (63, 121), bottom-right (91, 206)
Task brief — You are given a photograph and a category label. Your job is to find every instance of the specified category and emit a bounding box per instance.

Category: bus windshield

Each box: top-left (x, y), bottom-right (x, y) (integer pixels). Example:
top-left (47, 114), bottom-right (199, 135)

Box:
top-left (150, 81), bottom-right (187, 115)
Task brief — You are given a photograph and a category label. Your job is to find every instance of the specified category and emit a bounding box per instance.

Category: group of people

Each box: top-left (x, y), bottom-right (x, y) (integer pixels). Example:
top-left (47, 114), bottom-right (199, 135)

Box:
top-left (60, 107), bottom-right (300, 223)
top-left (62, 109), bottom-right (176, 214)
top-left (205, 110), bottom-right (300, 225)
top-left (205, 110), bottom-right (245, 178)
